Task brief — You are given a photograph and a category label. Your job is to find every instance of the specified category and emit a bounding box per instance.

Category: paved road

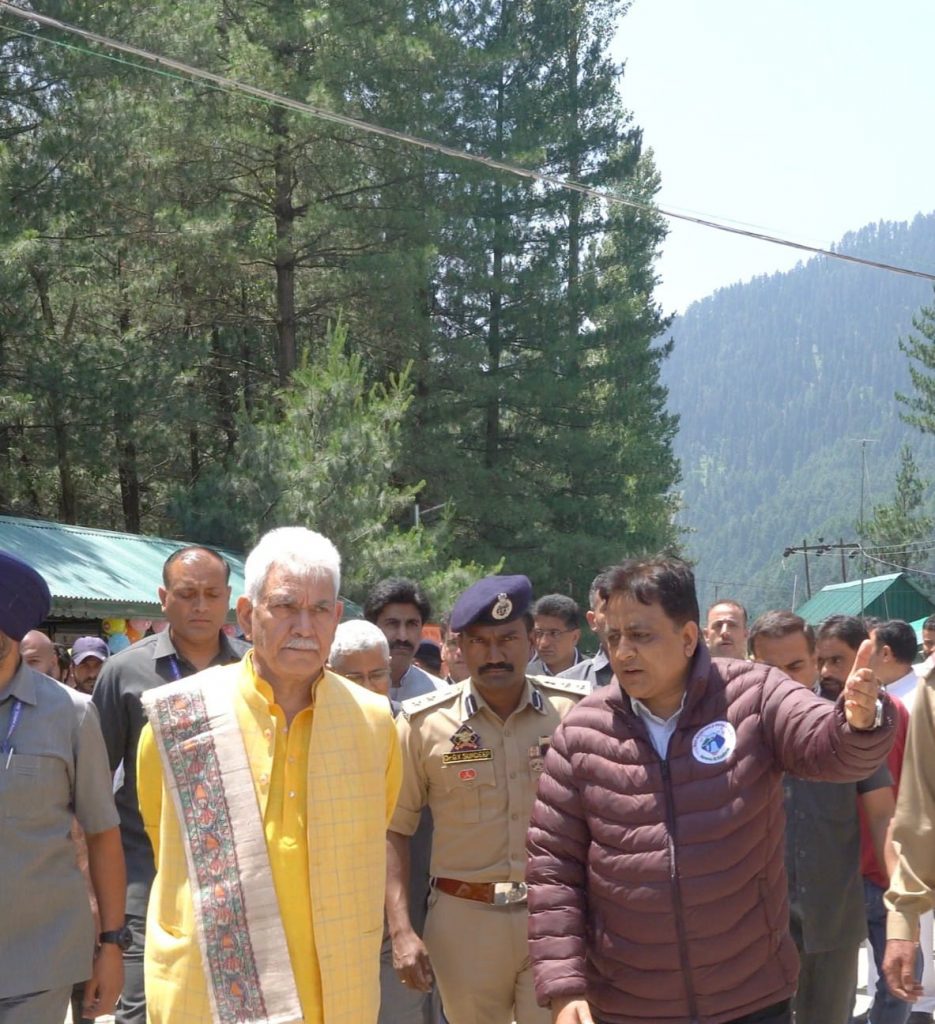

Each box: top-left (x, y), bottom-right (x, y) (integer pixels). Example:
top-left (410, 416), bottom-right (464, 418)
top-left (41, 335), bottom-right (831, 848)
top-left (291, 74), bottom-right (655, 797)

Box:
top-left (61, 948), bottom-right (872, 1022)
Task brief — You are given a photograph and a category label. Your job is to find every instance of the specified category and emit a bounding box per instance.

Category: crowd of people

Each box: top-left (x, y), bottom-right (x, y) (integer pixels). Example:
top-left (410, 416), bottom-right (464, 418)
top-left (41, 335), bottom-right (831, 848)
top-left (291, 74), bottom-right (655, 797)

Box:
top-left (2, 533), bottom-right (935, 1024)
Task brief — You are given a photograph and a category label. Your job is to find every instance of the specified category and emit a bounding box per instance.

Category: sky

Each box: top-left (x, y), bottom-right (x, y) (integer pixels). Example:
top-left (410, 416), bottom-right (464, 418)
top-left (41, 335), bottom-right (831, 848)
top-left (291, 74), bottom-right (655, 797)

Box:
top-left (611, 1), bottom-right (935, 314)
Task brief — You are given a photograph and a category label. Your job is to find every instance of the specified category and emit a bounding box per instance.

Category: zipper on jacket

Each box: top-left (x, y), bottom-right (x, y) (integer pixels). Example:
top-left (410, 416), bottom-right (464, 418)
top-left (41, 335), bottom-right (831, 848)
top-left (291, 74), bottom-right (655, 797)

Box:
top-left (660, 759), bottom-right (700, 1024)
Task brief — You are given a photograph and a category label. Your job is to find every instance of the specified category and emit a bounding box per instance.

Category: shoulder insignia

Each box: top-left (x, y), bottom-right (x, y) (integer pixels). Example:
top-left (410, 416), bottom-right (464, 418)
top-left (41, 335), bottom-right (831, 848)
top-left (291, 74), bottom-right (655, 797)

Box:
top-left (529, 674), bottom-right (590, 698)
top-left (401, 683), bottom-right (461, 719)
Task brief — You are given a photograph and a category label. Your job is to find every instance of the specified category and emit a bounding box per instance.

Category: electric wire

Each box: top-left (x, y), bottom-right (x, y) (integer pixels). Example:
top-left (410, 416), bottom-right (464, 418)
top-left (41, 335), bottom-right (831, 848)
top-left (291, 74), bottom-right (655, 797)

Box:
top-left (858, 547), bottom-right (935, 578)
top-left (2, 2), bottom-right (935, 285)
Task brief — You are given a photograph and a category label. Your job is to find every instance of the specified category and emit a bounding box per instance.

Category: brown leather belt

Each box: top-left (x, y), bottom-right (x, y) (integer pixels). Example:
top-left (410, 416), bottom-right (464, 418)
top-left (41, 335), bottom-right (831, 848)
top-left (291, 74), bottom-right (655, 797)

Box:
top-left (432, 877), bottom-right (528, 905)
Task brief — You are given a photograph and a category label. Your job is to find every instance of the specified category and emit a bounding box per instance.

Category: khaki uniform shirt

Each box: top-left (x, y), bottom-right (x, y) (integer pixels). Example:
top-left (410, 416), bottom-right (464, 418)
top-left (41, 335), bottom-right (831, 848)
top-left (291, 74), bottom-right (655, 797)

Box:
top-left (391, 675), bottom-right (587, 883)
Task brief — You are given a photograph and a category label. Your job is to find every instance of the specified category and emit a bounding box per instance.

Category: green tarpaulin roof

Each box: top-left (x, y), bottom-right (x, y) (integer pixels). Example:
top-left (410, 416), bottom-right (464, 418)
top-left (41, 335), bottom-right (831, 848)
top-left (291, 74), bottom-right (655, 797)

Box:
top-left (0, 515), bottom-right (361, 620)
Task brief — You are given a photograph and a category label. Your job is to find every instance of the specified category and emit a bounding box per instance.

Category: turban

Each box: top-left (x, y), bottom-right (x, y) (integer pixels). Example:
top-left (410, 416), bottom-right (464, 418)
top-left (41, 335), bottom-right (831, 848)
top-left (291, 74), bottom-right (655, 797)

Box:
top-left (0, 550), bottom-right (52, 641)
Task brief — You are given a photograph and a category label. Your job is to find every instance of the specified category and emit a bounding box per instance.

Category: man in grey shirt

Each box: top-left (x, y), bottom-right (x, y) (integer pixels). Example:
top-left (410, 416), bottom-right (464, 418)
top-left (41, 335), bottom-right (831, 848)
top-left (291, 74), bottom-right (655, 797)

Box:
top-left (0, 550), bottom-right (125, 1024)
top-left (91, 545), bottom-right (249, 1024)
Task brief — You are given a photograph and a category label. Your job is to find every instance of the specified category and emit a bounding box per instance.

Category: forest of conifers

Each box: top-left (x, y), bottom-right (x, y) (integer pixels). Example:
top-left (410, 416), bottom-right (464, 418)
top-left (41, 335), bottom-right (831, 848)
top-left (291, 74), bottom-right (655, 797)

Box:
top-left (664, 215), bottom-right (935, 614)
top-left (0, 0), bottom-right (682, 605)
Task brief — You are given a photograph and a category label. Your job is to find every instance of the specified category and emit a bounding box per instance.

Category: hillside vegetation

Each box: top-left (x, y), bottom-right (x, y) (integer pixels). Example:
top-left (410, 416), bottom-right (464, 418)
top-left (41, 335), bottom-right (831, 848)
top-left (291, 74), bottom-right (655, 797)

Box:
top-left (662, 213), bottom-right (935, 615)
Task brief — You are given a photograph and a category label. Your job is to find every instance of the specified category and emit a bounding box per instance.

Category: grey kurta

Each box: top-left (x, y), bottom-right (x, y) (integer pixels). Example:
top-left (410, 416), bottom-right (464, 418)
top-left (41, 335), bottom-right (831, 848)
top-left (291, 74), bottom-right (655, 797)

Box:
top-left (0, 661), bottom-right (118, 997)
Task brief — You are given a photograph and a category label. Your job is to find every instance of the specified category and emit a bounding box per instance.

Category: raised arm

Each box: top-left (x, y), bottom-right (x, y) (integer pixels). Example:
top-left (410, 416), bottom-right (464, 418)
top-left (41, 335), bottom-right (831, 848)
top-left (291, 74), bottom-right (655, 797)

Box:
top-left (760, 648), bottom-right (894, 782)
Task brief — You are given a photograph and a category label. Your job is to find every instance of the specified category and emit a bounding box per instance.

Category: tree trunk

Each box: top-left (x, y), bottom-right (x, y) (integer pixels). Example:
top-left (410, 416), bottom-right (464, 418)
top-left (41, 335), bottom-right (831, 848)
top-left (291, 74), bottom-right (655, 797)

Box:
top-left (565, 8), bottom-right (582, 376)
top-left (485, 55), bottom-right (507, 470)
top-left (115, 250), bottom-right (141, 531)
top-left (272, 111), bottom-right (298, 384)
top-left (211, 326), bottom-right (237, 455)
top-left (29, 267), bottom-right (78, 522)
top-left (0, 328), bottom-right (9, 509)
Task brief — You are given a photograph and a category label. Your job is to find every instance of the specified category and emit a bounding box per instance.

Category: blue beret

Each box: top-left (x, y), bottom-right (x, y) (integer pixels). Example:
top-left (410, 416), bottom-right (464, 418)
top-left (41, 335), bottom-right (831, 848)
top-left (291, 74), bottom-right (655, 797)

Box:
top-left (0, 550), bottom-right (52, 641)
top-left (450, 575), bottom-right (533, 632)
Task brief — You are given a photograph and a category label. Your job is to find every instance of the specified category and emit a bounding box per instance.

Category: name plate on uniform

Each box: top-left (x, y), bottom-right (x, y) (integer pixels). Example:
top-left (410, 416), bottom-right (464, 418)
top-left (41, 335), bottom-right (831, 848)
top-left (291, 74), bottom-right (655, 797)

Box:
top-left (442, 748), bottom-right (494, 765)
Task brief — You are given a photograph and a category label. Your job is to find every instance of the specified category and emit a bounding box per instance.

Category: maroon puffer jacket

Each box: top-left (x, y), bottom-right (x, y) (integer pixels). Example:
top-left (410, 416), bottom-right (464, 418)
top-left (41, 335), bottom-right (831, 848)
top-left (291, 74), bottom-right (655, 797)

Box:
top-left (526, 647), bottom-right (895, 1024)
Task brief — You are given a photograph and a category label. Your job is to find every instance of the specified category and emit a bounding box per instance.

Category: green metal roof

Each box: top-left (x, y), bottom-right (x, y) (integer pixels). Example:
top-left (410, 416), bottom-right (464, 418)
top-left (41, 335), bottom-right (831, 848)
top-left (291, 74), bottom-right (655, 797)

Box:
top-left (795, 572), bottom-right (935, 625)
top-left (0, 515), bottom-right (362, 621)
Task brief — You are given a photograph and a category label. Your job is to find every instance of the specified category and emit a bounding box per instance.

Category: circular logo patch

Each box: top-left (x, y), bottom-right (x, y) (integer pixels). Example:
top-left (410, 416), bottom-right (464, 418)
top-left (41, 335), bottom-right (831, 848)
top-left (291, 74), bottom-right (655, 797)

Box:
top-left (491, 593), bottom-right (513, 620)
top-left (692, 721), bottom-right (736, 765)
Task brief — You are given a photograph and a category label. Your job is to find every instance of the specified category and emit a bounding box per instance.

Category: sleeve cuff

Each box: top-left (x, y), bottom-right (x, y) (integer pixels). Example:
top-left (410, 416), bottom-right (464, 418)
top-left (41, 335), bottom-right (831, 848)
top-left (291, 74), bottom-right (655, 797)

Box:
top-left (389, 806), bottom-right (421, 836)
top-left (887, 909), bottom-right (920, 942)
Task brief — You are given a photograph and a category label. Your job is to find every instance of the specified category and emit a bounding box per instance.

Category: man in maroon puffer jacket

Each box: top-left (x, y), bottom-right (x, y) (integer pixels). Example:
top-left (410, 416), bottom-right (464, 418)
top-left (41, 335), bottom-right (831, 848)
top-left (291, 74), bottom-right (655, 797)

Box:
top-left (526, 557), bottom-right (895, 1024)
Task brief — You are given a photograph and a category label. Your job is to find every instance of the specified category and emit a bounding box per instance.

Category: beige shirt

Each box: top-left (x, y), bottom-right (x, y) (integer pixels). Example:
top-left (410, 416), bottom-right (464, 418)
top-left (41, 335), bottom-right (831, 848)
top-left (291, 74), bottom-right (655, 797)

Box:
top-left (887, 670), bottom-right (935, 940)
top-left (391, 675), bottom-right (586, 883)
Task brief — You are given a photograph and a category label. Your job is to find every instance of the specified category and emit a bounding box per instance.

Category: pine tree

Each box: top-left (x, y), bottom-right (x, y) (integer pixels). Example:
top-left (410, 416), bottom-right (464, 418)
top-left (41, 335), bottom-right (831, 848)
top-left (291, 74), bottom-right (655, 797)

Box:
top-left (898, 292), bottom-right (935, 435)
top-left (861, 444), bottom-right (934, 568)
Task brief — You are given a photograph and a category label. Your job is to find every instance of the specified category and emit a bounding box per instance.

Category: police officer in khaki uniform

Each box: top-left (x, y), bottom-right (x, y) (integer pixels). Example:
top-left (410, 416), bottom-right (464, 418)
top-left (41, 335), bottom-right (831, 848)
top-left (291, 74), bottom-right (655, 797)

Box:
top-left (386, 575), bottom-right (587, 1024)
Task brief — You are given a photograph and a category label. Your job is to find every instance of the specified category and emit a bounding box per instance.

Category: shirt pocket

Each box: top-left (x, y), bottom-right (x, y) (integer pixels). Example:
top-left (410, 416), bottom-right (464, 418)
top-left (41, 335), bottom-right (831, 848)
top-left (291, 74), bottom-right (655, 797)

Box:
top-left (2, 753), bottom-right (70, 820)
top-left (440, 759), bottom-right (497, 824)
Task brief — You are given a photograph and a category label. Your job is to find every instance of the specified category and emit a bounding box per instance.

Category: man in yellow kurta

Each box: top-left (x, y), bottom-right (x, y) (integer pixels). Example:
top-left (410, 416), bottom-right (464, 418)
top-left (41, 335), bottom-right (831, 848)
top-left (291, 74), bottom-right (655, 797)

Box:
top-left (137, 527), bottom-right (401, 1024)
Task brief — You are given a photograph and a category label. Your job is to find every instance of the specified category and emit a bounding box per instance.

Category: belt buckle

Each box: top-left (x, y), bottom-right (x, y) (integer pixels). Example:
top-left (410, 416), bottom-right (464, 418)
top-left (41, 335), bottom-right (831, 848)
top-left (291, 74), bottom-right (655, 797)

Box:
top-left (492, 882), bottom-right (528, 906)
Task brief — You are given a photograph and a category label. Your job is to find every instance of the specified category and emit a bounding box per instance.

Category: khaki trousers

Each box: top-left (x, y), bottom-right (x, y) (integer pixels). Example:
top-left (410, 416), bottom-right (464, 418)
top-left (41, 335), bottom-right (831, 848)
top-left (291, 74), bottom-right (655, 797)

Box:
top-left (424, 888), bottom-right (548, 1024)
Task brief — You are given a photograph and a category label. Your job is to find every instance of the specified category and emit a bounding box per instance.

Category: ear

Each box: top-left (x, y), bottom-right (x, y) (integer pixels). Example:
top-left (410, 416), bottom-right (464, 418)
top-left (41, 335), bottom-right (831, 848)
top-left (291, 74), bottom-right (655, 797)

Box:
top-left (236, 595), bottom-right (254, 641)
top-left (157, 586), bottom-right (168, 613)
top-left (682, 621), bottom-right (700, 657)
top-left (586, 610), bottom-right (597, 631)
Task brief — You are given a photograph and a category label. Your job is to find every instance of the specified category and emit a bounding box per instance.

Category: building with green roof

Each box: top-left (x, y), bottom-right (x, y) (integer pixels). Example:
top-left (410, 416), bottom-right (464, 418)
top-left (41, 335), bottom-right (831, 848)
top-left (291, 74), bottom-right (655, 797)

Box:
top-left (795, 572), bottom-right (935, 627)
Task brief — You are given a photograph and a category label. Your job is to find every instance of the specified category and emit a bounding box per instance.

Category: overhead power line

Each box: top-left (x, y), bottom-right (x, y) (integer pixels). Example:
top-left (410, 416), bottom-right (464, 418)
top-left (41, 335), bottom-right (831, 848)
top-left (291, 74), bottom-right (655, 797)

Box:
top-left (3, 2), bottom-right (935, 285)
top-left (859, 547), bottom-right (935, 578)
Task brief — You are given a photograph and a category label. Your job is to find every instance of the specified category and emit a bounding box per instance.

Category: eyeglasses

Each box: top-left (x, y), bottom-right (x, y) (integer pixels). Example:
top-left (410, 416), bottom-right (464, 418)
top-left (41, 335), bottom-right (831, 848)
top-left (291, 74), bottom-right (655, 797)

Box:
top-left (532, 628), bottom-right (575, 642)
top-left (342, 669), bottom-right (392, 687)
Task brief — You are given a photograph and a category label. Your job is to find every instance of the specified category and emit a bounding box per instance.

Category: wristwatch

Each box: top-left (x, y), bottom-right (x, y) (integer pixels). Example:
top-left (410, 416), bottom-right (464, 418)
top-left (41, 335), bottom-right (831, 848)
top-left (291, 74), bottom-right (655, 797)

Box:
top-left (99, 925), bottom-right (133, 951)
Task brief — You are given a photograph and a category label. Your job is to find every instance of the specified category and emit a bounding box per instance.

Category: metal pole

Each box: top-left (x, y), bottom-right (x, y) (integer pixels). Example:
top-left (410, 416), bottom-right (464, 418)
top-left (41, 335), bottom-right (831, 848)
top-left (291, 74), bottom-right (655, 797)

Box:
top-left (803, 538), bottom-right (812, 600)
top-left (860, 442), bottom-right (865, 614)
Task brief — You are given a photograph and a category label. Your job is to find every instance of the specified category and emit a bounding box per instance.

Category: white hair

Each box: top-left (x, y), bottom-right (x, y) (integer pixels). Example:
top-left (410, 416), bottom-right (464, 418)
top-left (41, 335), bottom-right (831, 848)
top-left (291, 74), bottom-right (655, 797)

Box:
top-left (329, 620), bottom-right (390, 667)
top-left (244, 527), bottom-right (341, 603)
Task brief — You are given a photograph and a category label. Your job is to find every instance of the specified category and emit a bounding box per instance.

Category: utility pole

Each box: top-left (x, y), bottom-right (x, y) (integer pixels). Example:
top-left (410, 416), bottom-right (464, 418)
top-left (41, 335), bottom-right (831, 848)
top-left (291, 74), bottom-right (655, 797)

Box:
top-left (413, 501), bottom-right (446, 528)
top-left (851, 437), bottom-right (878, 616)
top-left (783, 539), bottom-right (860, 600)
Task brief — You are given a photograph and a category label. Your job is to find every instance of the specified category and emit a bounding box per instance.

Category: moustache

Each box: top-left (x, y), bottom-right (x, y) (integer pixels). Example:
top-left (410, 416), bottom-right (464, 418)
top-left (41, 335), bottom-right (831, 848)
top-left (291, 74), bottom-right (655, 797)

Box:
top-left (479, 662), bottom-right (513, 675)
top-left (390, 641), bottom-right (414, 652)
top-left (284, 638), bottom-right (320, 651)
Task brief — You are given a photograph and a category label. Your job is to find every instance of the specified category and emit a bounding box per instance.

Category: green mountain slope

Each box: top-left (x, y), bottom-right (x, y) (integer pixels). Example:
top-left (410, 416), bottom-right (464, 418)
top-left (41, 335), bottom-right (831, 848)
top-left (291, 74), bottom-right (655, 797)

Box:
top-left (661, 213), bottom-right (935, 615)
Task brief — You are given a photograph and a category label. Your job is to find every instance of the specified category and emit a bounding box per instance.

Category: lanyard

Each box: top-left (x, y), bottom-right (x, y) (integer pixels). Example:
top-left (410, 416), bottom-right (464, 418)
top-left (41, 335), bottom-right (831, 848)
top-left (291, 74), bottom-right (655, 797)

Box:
top-left (2, 698), bottom-right (24, 768)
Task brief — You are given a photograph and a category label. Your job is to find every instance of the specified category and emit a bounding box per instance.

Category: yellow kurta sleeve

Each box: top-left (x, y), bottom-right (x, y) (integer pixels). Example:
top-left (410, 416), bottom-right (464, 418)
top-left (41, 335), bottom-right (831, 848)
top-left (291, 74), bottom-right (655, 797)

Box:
top-left (887, 677), bottom-right (935, 939)
top-left (386, 711), bottom-right (403, 827)
top-left (136, 721), bottom-right (163, 860)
